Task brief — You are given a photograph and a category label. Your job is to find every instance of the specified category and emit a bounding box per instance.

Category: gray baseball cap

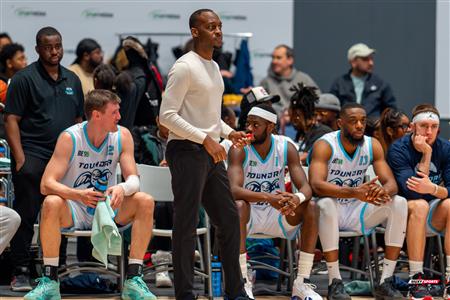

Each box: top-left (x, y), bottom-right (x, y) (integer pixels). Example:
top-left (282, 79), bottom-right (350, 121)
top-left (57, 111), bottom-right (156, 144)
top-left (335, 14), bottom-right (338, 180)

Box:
top-left (316, 93), bottom-right (341, 112)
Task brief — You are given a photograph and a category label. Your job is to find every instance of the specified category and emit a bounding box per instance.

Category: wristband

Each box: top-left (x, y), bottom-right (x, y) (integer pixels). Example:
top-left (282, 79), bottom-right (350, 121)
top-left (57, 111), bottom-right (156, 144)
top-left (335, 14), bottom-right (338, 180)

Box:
top-left (295, 192), bottom-right (307, 204)
top-left (118, 175), bottom-right (140, 196)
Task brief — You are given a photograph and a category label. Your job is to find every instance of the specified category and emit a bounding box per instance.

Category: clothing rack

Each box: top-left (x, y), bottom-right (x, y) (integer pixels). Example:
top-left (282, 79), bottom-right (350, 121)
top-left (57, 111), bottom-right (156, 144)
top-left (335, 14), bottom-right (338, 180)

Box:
top-left (116, 32), bottom-right (253, 39)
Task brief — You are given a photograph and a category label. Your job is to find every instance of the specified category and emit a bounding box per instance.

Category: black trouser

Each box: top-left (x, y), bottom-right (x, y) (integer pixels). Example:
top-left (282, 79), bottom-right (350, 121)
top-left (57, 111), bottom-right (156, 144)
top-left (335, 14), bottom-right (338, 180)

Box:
top-left (150, 202), bottom-right (174, 251)
top-left (10, 154), bottom-right (47, 271)
top-left (166, 140), bottom-right (244, 300)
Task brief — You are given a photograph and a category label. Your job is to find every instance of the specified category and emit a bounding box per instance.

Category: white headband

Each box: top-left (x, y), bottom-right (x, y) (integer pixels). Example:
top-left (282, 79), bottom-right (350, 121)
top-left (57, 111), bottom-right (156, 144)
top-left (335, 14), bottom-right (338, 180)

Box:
top-left (248, 107), bottom-right (277, 124)
top-left (412, 111), bottom-right (440, 124)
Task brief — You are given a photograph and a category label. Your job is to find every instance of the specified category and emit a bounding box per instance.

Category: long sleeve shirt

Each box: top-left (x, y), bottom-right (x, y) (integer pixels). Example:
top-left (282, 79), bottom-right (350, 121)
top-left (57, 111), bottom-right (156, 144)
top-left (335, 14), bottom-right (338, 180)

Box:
top-left (159, 51), bottom-right (233, 144)
top-left (387, 134), bottom-right (450, 201)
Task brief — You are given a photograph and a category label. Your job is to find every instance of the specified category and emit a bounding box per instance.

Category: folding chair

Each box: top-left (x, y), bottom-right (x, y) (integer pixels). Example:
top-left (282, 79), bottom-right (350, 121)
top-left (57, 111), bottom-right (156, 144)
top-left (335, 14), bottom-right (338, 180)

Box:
top-left (338, 230), bottom-right (377, 292)
top-left (59, 224), bottom-right (131, 291)
top-left (136, 164), bottom-right (213, 299)
top-left (247, 233), bottom-right (296, 293)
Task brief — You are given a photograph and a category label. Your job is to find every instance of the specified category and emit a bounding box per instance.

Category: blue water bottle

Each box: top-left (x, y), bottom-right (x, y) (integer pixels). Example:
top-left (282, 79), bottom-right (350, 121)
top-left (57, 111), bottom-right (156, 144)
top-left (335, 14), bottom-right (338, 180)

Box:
top-left (211, 256), bottom-right (222, 297)
top-left (87, 176), bottom-right (108, 215)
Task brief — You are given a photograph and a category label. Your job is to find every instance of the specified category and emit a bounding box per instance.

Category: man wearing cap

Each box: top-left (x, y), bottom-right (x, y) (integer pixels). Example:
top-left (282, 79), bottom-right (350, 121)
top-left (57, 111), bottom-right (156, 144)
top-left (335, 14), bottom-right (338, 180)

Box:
top-left (260, 44), bottom-right (320, 114)
top-left (69, 38), bottom-right (103, 96)
top-left (387, 104), bottom-right (450, 299)
top-left (237, 86), bottom-right (280, 131)
top-left (315, 93), bottom-right (340, 131)
top-left (330, 43), bottom-right (396, 118)
top-left (228, 103), bottom-right (320, 300)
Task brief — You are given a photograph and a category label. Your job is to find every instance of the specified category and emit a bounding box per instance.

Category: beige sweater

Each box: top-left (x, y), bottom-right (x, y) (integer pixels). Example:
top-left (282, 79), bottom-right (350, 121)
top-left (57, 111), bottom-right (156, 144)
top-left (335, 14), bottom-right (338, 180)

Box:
top-left (160, 51), bottom-right (233, 144)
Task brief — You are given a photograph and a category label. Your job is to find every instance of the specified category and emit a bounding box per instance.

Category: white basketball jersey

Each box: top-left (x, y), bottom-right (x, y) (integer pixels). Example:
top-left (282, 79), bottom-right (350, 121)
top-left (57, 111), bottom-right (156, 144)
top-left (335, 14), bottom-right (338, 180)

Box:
top-left (61, 121), bottom-right (121, 197)
top-left (320, 130), bottom-right (373, 204)
top-left (243, 135), bottom-right (288, 208)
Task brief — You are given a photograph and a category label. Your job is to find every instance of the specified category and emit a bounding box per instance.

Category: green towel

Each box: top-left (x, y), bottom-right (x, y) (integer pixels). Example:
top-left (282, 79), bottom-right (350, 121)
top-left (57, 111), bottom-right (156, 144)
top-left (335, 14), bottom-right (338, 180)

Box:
top-left (91, 196), bottom-right (122, 267)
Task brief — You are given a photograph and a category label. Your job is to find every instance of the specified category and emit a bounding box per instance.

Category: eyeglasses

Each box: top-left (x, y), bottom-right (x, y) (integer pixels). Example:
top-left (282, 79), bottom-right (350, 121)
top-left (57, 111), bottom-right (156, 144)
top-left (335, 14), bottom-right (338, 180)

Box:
top-left (395, 123), bottom-right (410, 131)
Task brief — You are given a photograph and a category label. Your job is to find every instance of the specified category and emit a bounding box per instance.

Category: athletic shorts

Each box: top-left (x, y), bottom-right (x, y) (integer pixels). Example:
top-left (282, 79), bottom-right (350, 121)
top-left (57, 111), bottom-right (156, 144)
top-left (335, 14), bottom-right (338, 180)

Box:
top-left (247, 204), bottom-right (300, 240)
top-left (63, 200), bottom-right (95, 231)
top-left (336, 200), bottom-right (371, 234)
top-left (427, 198), bottom-right (446, 237)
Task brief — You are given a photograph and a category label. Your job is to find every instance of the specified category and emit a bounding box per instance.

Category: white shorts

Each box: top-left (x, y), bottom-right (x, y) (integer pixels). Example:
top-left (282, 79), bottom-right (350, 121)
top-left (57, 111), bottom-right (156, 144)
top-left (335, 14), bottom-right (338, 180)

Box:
top-left (427, 198), bottom-right (446, 237)
top-left (336, 200), bottom-right (370, 234)
top-left (64, 200), bottom-right (95, 231)
top-left (247, 204), bottom-right (300, 240)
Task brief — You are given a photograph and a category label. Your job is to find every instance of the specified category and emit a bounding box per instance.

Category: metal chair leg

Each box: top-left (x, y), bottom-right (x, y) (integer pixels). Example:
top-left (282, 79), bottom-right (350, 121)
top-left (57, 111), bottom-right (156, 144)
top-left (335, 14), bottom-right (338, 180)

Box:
top-left (363, 235), bottom-right (375, 292)
top-left (371, 231), bottom-right (380, 283)
top-left (204, 215), bottom-right (213, 300)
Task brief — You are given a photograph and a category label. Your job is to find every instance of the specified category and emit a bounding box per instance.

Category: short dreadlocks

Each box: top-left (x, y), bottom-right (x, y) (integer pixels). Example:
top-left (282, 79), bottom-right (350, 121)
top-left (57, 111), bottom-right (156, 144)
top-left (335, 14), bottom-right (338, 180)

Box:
top-left (289, 83), bottom-right (319, 121)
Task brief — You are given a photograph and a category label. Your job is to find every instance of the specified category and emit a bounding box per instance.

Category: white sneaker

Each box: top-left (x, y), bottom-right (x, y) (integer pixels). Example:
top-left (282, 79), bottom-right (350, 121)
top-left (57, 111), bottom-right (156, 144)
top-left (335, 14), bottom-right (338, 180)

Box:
top-left (152, 250), bottom-right (173, 288)
top-left (243, 266), bottom-right (254, 300)
top-left (155, 268), bottom-right (173, 288)
top-left (291, 278), bottom-right (322, 300)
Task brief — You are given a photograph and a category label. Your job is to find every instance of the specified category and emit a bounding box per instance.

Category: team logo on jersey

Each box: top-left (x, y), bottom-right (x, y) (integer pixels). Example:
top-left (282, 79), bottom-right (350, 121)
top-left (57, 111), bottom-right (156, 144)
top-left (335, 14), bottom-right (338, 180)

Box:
top-left (74, 168), bottom-right (112, 189)
top-left (332, 158), bottom-right (343, 165)
top-left (329, 177), bottom-right (363, 188)
top-left (245, 179), bottom-right (280, 193)
top-left (249, 160), bottom-right (257, 167)
top-left (77, 150), bottom-right (90, 157)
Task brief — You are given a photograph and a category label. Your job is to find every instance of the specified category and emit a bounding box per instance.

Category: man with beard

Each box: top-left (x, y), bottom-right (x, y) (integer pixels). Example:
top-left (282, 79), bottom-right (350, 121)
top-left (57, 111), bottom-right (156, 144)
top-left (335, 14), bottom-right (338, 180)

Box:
top-left (69, 38), bottom-right (103, 96)
top-left (387, 104), bottom-right (450, 299)
top-left (228, 103), bottom-right (320, 300)
top-left (4, 26), bottom-right (84, 291)
top-left (159, 9), bottom-right (249, 300)
top-left (330, 43), bottom-right (396, 118)
top-left (309, 103), bottom-right (407, 300)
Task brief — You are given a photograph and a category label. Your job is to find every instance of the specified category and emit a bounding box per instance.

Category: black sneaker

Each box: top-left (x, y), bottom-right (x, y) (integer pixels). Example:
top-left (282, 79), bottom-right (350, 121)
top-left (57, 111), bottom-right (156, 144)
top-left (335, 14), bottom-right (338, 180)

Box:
top-left (328, 278), bottom-right (351, 300)
top-left (408, 272), bottom-right (432, 300)
top-left (223, 292), bottom-right (254, 300)
top-left (10, 266), bottom-right (32, 292)
top-left (375, 276), bottom-right (404, 300)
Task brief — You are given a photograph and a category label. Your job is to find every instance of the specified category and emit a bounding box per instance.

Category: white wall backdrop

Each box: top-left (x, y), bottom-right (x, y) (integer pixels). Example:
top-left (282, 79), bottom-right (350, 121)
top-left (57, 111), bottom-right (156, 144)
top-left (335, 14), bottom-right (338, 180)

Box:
top-left (435, 1), bottom-right (450, 119)
top-left (0, 0), bottom-right (293, 84)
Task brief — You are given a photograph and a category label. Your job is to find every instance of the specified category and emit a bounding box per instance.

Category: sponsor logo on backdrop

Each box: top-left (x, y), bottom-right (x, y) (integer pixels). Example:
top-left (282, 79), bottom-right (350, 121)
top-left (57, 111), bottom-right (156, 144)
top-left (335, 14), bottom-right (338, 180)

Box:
top-left (82, 9), bottom-right (114, 18)
top-left (218, 11), bottom-right (247, 21)
top-left (149, 10), bottom-right (180, 20)
top-left (251, 50), bottom-right (272, 59)
top-left (14, 7), bottom-right (46, 17)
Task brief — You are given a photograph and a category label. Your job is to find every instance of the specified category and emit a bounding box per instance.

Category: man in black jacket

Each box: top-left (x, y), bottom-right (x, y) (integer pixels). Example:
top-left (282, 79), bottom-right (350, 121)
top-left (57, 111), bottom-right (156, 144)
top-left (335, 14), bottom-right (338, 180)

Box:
top-left (330, 43), bottom-right (396, 118)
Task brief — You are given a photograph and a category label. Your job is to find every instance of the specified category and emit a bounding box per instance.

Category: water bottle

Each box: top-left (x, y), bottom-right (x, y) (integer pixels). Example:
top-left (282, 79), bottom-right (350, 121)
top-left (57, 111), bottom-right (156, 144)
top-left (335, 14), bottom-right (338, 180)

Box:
top-left (87, 176), bottom-right (108, 215)
top-left (211, 256), bottom-right (222, 297)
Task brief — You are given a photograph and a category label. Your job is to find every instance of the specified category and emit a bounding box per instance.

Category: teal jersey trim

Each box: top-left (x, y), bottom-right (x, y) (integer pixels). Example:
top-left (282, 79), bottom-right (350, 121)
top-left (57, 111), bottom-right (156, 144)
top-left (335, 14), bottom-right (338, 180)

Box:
top-left (83, 122), bottom-right (109, 153)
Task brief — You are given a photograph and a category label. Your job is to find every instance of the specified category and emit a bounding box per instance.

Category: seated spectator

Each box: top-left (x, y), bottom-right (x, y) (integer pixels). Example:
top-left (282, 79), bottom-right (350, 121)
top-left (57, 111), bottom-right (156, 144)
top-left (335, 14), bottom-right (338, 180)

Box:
top-left (24, 90), bottom-right (156, 300)
top-left (0, 33), bottom-right (12, 51)
top-left (309, 103), bottom-right (407, 300)
top-left (228, 103), bottom-right (320, 300)
top-left (289, 83), bottom-right (332, 165)
top-left (0, 43), bottom-right (27, 84)
top-left (260, 44), bottom-right (320, 114)
top-left (0, 43), bottom-right (27, 138)
top-left (330, 43), bottom-right (396, 118)
top-left (379, 107), bottom-right (410, 153)
top-left (315, 93), bottom-right (340, 131)
top-left (364, 117), bottom-right (381, 141)
top-left (69, 38), bottom-right (103, 96)
top-left (237, 86), bottom-right (280, 131)
top-left (387, 104), bottom-right (450, 299)
top-left (0, 205), bottom-right (20, 254)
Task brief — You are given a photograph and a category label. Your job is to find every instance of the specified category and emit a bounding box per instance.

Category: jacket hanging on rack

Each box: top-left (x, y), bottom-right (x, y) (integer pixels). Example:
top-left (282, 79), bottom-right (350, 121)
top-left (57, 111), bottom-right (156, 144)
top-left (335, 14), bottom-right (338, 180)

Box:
top-left (231, 39), bottom-right (253, 94)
